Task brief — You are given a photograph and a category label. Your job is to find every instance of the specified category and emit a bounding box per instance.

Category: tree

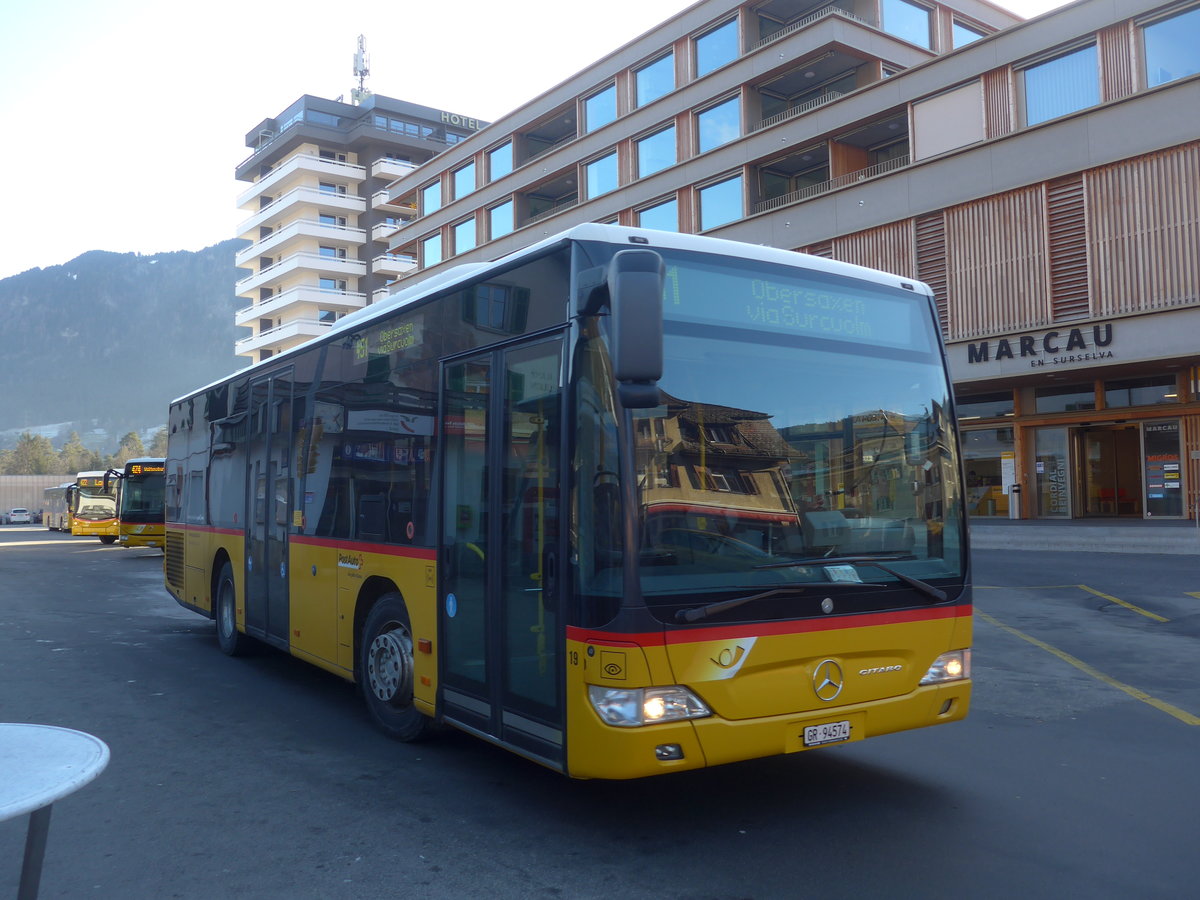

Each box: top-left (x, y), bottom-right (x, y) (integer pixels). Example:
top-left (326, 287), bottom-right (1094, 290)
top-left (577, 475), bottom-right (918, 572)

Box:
top-left (58, 432), bottom-right (99, 474)
top-left (147, 427), bottom-right (168, 458)
top-left (113, 431), bottom-right (146, 467)
top-left (5, 432), bottom-right (59, 474)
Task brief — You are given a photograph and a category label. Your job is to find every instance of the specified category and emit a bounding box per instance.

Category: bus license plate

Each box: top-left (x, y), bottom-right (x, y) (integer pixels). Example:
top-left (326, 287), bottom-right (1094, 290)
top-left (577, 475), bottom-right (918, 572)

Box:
top-left (804, 720), bottom-right (851, 747)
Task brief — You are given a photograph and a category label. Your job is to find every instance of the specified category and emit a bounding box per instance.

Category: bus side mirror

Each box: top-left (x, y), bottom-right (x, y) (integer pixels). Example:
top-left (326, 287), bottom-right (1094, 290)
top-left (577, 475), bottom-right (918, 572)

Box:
top-left (608, 249), bottom-right (664, 408)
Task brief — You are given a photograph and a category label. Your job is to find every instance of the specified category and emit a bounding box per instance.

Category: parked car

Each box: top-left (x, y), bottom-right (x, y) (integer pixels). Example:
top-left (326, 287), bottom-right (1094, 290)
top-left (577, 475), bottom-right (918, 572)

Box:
top-left (8, 508), bottom-right (32, 525)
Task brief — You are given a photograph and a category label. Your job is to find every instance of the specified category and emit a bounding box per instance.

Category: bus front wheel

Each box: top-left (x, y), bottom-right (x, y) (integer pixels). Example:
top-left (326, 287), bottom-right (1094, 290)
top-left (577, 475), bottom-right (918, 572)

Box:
top-left (215, 562), bottom-right (249, 656)
top-left (360, 593), bottom-right (437, 742)
top-left (99, 535), bottom-right (117, 545)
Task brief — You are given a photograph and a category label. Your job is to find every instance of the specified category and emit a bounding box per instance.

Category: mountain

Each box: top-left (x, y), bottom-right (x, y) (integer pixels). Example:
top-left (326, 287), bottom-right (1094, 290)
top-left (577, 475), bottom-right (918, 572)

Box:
top-left (0, 240), bottom-right (248, 451)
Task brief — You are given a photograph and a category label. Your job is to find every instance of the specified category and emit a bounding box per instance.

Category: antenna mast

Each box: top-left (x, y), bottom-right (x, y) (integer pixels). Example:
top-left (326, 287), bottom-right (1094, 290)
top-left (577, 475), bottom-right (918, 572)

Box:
top-left (351, 35), bottom-right (372, 105)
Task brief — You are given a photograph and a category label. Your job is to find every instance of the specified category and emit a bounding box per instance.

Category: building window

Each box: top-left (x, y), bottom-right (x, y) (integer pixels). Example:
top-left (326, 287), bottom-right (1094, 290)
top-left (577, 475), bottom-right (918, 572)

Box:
top-left (453, 162), bottom-right (476, 200)
top-left (955, 391), bottom-right (1015, 420)
top-left (1143, 5), bottom-right (1200, 87)
top-left (636, 53), bottom-right (675, 106)
top-left (453, 218), bottom-right (476, 255)
top-left (952, 20), bottom-right (986, 47)
top-left (1105, 375), bottom-right (1178, 408)
top-left (421, 181), bottom-right (442, 215)
top-left (1034, 383), bottom-right (1095, 414)
top-left (319, 182), bottom-right (347, 194)
top-left (489, 199), bottom-right (514, 239)
top-left (488, 142), bottom-right (513, 180)
top-left (698, 174), bottom-right (743, 230)
top-left (694, 19), bottom-right (739, 77)
top-left (696, 96), bottom-right (741, 153)
top-left (319, 277), bottom-right (348, 292)
top-left (882, 0), bottom-right (932, 50)
top-left (636, 126), bottom-right (676, 177)
top-left (318, 213), bottom-right (347, 227)
top-left (318, 245), bottom-right (346, 258)
top-left (318, 309), bottom-right (342, 324)
top-left (637, 197), bottom-right (678, 232)
top-left (1023, 45), bottom-right (1100, 126)
top-left (584, 84), bottom-right (617, 132)
top-left (422, 233), bottom-right (442, 267)
top-left (585, 151), bottom-right (619, 198)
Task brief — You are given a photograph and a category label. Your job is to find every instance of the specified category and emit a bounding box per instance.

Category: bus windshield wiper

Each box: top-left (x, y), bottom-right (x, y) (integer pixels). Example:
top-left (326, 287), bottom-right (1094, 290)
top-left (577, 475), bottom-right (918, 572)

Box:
top-left (676, 588), bottom-right (816, 624)
top-left (754, 555), bottom-right (947, 604)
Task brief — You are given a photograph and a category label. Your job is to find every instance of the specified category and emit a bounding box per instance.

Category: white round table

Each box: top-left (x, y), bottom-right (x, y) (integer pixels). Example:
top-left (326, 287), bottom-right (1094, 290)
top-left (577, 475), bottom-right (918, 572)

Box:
top-left (0, 724), bottom-right (110, 900)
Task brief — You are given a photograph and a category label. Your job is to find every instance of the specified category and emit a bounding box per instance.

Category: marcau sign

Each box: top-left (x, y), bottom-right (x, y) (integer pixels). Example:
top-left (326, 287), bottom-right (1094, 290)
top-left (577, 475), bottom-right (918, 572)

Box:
top-left (966, 323), bottom-right (1114, 367)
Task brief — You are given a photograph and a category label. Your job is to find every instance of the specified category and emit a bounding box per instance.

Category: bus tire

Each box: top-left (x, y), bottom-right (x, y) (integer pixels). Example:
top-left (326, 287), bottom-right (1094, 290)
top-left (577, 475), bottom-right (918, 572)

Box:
top-left (360, 593), bottom-right (437, 742)
top-left (215, 562), bottom-right (249, 657)
top-left (99, 535), bottom-right (117, 545)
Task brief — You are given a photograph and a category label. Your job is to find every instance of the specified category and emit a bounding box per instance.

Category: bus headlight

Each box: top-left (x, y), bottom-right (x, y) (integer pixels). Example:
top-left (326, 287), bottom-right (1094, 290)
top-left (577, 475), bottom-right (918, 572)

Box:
top-left (588, 685), bottom-right (711, 727)
top-left (919, 649), bottom-right (971, 685)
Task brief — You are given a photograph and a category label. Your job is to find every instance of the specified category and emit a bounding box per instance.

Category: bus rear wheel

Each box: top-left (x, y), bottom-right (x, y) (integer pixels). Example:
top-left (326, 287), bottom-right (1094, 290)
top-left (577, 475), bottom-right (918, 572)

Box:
top-left (215, 562), bottom-right (249, 656)
top-left (360, 593), bottom-right (437, 742)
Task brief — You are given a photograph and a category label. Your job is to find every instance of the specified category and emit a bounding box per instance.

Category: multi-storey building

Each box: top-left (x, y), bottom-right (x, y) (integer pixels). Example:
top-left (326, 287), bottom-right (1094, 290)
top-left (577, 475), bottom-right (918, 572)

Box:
top-left (374, 0), bottom-right (1199, 522)
top-left (233, 94), bottom-right (486, 361)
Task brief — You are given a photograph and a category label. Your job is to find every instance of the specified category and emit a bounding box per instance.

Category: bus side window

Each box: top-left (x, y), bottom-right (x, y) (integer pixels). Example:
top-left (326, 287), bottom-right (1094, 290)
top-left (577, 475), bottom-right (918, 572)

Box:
top-left (357, 493), bottom-right (386, 541)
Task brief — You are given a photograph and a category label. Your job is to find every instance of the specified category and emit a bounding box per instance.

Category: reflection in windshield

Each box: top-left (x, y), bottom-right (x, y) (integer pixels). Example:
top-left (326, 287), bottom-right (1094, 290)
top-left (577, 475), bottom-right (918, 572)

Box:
top-left (632, 257), bottom-right (963, 622)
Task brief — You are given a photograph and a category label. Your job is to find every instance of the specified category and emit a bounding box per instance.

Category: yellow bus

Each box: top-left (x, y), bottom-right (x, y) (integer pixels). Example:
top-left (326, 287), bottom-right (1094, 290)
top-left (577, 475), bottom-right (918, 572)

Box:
top-left (44, 483), bottom-right (72, 531)
top-left (68, 470), bottom-right (120, 543)
top-left (164, 225), bottom-right (971, 779)
top-left (108, 458), bottom-right (166, 549)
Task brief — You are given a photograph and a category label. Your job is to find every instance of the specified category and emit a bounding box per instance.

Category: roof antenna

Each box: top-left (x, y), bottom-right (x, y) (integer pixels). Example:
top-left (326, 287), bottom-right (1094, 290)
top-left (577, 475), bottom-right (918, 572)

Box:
top-left (351, 35), bottom-right (371, 105)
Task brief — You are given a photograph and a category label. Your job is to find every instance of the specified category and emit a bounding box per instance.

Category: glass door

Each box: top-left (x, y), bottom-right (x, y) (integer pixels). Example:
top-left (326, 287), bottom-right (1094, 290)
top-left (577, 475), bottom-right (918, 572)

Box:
top-left (1033, 426), bottom-right (1071, 518)
top-left (439, 336), bottom-right (565, 760)
top-left (244, 369), bottom-right (293, 646)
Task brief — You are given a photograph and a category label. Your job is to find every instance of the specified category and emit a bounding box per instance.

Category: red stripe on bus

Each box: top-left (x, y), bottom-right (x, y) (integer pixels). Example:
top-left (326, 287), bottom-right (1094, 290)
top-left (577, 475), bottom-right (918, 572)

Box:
top-left (566, 604), bottom-right (970, 647)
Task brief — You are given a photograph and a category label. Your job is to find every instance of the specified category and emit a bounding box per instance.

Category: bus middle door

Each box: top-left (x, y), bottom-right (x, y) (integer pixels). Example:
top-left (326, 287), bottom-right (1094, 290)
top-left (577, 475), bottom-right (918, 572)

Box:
top-left (245, 369), bottom-right (294, 649)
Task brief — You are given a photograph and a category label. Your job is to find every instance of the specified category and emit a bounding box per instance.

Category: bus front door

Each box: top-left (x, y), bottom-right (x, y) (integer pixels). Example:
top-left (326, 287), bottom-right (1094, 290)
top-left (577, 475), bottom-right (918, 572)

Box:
top-left (244, 369), bottom-right (294, 649)
top-left (440, 336), bottom-right (565, 767)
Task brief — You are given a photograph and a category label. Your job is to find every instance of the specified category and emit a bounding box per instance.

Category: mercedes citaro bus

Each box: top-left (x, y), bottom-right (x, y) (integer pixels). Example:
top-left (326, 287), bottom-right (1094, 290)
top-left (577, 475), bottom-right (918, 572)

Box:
top-left (164, 225), bottom-right (971, 779)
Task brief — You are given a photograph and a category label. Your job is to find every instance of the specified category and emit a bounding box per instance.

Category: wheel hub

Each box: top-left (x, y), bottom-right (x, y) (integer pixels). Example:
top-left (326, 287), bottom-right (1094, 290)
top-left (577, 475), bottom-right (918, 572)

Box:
top-left (367, 627), bottom-right (413, 704)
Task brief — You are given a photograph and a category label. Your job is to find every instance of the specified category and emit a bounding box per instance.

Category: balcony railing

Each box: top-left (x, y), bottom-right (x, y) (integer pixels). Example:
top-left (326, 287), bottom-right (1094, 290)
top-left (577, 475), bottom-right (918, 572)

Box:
top-left (753, 154), bottom-right (910, 214)
top-left (236, 154), bottom-right (366, 208)
top-left (235, 317), bottom-right (330, 354)
top-left (751, 5), bottom-right (872, 51)
top-left (752, 90), bottom-right (846, 132)
top-left (234, 219), bottom-right (366, 266)
top-left (524, 197), bottom-right (579, 227)
top-left (234, 285), bottom-right (366, 326)
top-left (236, 251), bottom-right (366, 293)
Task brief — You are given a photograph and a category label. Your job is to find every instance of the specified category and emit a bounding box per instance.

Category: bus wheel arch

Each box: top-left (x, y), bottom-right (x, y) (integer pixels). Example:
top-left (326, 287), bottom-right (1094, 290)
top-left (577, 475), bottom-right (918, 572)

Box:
top-left (357, 586), bottom-right (437, 742)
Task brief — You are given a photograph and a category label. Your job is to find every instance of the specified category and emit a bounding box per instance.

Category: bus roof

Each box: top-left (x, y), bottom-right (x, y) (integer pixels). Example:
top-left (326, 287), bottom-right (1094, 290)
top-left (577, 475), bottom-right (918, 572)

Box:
top-left (171, 224), bottom-right (931, 406)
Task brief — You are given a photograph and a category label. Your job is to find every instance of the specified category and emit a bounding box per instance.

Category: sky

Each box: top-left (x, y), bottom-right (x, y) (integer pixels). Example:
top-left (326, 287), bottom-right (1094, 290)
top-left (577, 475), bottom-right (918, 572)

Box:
top-left (0, 0), bottom-right (1069, 281)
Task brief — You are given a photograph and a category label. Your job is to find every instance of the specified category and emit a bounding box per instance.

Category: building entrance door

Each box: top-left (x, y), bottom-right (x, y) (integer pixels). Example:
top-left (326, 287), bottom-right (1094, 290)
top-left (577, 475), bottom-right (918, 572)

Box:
top-left (1073, 424), bottom-right (1142, 517)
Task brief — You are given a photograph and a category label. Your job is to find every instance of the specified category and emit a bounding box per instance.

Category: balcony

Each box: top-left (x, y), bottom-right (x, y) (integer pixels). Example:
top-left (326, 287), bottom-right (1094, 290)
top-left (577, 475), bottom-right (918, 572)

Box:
top-left (751, 3), bottom-right (873, 51)
top-left (236, 251), bottom-right (366, 295)
top-left (371, 157), bottom-right (419, 180)
top-left (234, 219), bottom-right (366, 266)
top-left (372, 287), bottom-right (392, 304)
top-left (235, 318), bottom-right (331, 357)
top-left (236, 154), bottom-right (366, 209)
top-left (372, 253), bottom-right (417, 277)
top-left (234, 285), bottom-right (367, 327)
top-left (236, 186), bottom-right (367, 238)
top-left (753, 154), bottom-right (911, 214)
top-left (753, 89), bottom-right (846, 132)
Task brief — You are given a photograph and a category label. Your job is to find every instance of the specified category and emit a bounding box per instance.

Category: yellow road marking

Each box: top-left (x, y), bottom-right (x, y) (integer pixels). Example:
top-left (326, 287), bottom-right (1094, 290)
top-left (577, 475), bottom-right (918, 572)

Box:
top-left (1187, 592), bottom-right (1200, 600)
top-left (1077, 584), bottom-right (1170, 623)
top-left (977, 584), bottom-right (1170, 623)
top-left (976, 609), bottom-right (1199, 726)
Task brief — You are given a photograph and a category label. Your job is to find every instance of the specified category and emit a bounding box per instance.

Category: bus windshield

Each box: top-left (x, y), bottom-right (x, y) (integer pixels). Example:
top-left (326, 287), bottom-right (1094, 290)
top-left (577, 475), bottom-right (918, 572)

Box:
top-left (75, 483), bottom-right (117, 521)
top-left (627, 250), bottom-right (962, 623)
top-left (120, 465), bottom-right (166, 522)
